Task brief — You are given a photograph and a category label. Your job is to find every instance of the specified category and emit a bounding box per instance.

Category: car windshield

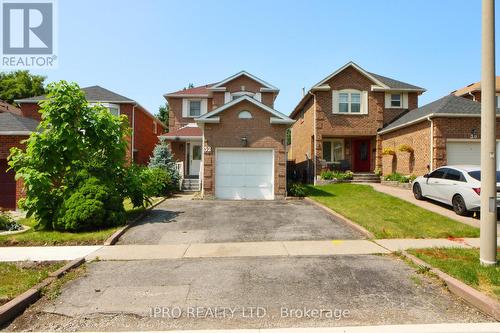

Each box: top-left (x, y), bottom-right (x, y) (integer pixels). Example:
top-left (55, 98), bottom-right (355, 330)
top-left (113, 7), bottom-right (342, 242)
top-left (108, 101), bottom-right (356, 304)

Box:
top-left (468, 170), bottom-right (500, 182)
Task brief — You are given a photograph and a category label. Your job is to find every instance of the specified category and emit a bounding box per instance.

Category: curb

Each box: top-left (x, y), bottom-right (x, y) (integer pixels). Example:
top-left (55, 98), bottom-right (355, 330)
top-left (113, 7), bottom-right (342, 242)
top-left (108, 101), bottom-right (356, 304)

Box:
top-left (401, 250), bottom-right (500, 321)
top-left (0, 257), bottom-right (85, 327)
top-left (304, 197), bottom-right (374, 239)
top-left (104, 197), bottom-right (167, 246)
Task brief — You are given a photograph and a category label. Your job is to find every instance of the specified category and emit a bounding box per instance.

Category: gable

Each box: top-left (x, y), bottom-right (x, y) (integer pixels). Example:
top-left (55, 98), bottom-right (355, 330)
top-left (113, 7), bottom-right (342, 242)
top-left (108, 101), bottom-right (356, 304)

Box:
top-left (210, 71), bottom-right (279, 92)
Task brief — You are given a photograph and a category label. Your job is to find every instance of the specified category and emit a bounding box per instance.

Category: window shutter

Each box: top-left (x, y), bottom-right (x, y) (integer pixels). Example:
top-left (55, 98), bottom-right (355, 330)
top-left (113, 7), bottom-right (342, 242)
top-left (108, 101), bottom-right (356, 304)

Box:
top-left (402, 92), bottom-right (408, 109)
top-left (182, 99), bottom-right (188, 117)
top-left (201, 99), bottom-right (208, 115)
top-left (224, 92), bottom-right (231, 104)
top-left (332, 90), bottom-right (339, 113)
top-left (362, 91), bottom-right (369, 114)
top-left (254, 92), bottom-right (262, 102)
top-left (385, 92), bottom-right (391, 108)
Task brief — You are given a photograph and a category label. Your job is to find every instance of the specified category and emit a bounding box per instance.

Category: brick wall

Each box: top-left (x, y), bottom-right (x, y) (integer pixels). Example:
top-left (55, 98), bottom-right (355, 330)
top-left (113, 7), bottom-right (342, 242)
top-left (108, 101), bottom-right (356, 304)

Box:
top-left (133, 106), bottom-right (164, 165)
top-left (167, 97), bottom-right (213, 131)
top-left (290, 97), bottom-right (315, 182)
top-left (202, 99), bottom-right (287, 198)
top-left (19, 103), bottom-right (41, 121)
top-left (0, 135), bottom-right (29, 209)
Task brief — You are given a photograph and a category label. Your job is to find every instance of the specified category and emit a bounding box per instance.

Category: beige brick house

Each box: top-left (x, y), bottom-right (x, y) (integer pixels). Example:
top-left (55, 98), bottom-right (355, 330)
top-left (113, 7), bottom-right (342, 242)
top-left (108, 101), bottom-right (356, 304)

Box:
top-left (162, 71), bottom-right (294, 200)
top-left (289, 61), bottom-right (425, 182)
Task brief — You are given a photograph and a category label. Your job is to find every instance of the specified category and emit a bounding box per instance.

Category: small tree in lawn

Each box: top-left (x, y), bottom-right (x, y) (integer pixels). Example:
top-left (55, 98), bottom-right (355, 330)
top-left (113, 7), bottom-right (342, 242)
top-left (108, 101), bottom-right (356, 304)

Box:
top-left (149, 137), bottom-right (180, 189)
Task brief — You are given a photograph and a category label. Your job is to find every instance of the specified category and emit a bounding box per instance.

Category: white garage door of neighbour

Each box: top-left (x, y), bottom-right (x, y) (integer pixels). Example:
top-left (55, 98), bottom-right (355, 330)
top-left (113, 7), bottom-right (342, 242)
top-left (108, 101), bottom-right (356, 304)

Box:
top-left (215, 149), bottom-right (274, 200)
top-left (446, 141), bottom-right (500, 166)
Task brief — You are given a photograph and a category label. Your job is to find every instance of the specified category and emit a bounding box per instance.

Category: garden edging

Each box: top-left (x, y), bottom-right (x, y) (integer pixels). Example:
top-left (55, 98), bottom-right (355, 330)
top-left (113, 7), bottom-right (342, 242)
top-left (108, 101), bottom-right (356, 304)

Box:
top-left (104, 197), bottom-right (167, 245)
top-left (401, 250), bottom-right (500, 321)
top-left (304, 197), bottom-right (374, 239)
top-left (0, 257), bottom-right (85, 326)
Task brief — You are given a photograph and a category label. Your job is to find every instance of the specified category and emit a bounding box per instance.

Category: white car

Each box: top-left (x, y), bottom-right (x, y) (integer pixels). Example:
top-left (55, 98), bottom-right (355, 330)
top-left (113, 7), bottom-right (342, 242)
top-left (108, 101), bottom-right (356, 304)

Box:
top-left (412, 165), bottom-right (500, 216)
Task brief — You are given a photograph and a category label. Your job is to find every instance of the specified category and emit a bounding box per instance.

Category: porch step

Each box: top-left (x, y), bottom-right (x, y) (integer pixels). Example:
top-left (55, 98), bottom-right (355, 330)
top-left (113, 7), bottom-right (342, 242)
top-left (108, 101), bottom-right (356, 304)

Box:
top-left (182, 179), bottom-right (200, 191)
top-left (352, 173), bottom-right (381, 183)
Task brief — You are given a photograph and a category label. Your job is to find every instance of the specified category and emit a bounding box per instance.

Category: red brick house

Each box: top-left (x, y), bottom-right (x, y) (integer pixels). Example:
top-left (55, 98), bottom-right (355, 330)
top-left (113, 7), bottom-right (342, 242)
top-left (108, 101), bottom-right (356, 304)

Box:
top-left (289, 61), bottom-right (425, 182)
top-left (0, 86), bottom-right (165, 210)
top-left (451, 77), bottom-right (500, 103)
top-left (162, 71), bottom-right (294, 199)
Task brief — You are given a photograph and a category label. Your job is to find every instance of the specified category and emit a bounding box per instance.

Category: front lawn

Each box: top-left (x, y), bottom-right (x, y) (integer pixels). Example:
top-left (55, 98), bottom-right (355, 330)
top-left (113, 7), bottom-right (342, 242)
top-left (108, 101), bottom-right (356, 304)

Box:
top-left (0, 197), bottom-right (163, 246)
top-left (306, 184), bottom-right (480, 239)
top-left (408, 247), bottom-right (500, 301)
top-left (0, 261), bottom-right (65, 305)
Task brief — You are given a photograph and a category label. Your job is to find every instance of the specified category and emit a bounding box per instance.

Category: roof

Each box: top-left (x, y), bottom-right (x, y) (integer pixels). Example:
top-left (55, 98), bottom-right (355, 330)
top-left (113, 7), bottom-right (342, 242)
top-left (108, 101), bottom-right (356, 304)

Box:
top-left (451, 77), bottom-right (500, 96)
top-left (0, 112), bottom-right (39, 134)
top-left (209, 71), bottom-right (279, 92)
top-left (378, 95), bottom-right (488, 134)
top-left (290, 61), bottom-right (425, 119)
top-left (164, 84), bottom-right (215, 97)
top-left (0, 100), bottom-right (21, 115)
top-left (160, 124), bottom-right (202, 140)
top-left (15, 85), bottom-right (136, 104)
top-left (195, 95), bottom-right (294, 125)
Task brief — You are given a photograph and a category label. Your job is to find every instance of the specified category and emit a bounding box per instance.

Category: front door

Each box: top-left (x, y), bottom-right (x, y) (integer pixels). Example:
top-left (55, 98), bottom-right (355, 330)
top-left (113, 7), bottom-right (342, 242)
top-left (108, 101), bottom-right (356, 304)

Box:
top-left (353, 139), bottom-right (371, 172)
top-left (189, 143), bottom-right (202, 176)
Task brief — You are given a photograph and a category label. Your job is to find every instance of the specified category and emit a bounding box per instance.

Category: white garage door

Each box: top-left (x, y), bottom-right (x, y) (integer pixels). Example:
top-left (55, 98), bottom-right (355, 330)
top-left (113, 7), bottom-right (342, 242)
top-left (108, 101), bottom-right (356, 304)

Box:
top-left (446, 141), bottom-right (500, 166)
top-left (215, 149), bottom-right (274, 200)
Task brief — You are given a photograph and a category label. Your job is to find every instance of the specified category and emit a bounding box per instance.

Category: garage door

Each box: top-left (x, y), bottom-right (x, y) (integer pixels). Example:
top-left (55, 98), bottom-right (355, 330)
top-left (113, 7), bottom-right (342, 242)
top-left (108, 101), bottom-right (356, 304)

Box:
top-left (0, 159), bottom-right (16, 209)
top-left (215, 149), bottom-right (274, 200)
top-left (446, 141), bottom-right (500, 166)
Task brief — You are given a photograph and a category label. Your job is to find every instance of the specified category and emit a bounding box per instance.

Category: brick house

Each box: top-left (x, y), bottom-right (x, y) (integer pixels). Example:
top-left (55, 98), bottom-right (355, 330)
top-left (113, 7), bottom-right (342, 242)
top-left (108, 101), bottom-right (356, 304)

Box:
top-left (0, 86), bottom-right (165, 210)
top-left (379, 94), bottom-right (498, 176)
top-left (162, 71), bottom-right (294, 199)
top-left (451, 77), bottom-right (500, 103)
top-left (289, 61), bottom-right (425, 182)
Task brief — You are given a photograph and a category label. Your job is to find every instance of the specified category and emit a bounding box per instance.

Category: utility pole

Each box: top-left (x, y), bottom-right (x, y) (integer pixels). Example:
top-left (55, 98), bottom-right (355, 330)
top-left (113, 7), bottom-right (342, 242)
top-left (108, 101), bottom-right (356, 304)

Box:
top-left (480, 0), bottom-right (497, 266)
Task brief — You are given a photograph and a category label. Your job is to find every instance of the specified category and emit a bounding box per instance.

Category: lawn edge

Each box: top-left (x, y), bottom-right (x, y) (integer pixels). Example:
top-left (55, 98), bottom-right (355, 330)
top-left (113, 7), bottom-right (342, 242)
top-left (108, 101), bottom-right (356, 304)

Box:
top-left (401, 250), bottom-right (500, 321)
top-left (104, 196), bottom-right (167, 245)
top-left (304, 197), bottom-right (374, 239)
top-left (0, 257), bottom-right (85, 327)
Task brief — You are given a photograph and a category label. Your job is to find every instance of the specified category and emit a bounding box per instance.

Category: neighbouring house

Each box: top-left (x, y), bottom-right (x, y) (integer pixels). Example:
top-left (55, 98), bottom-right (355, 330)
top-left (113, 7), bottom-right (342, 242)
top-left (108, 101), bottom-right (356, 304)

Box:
top-left (289, 61), bottom-right (425, 183)
top-left (0, 86), bottom-right (165, 210)
top-left (379, 94), bottom-right (499, 176)
top-left (451, 76), bottom-right (500, 103)
top-left (0, 100), bottom-right (21, 115)
top-left (16, 85), bottom-right (166, 165)
top-left (162, 71), bottom-right (294, 200)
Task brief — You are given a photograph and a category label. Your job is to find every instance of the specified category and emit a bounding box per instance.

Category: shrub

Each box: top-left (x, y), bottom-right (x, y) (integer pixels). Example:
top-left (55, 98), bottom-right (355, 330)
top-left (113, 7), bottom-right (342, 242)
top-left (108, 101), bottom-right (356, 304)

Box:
top-left (149, 137), bottom-right (180, 188)
top-left (321, 170), bottom-right (353, 181)
top-left (382, 147), bottom-right (396, 156)
top-left (384, 172), bottom-right (405, 182)
top-left (54, 177), bottom-right (126, 231)
top-left (374, 168), bottom-right (382, 177)
top-left (288, 183), bottom-right (306, 197)
top-left (398, 144), bottom-right (414, 153)
top-left (0, 212), bottom-right (22, 231)
top-left (321, 170), bottom-right (335, 180)
top-left (143, 167), bottom-right (173, 197)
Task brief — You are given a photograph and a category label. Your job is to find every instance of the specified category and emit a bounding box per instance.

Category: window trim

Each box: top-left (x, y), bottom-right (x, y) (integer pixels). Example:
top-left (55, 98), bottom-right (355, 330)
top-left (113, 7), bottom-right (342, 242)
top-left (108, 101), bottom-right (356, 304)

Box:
top-left (89, 102), bottom-right (120, 116)
top-left (322, 138), bottom-right (344, 162)
top-left (334, 89), bottom-right (363, 114)
top-left (238, 110), bottom-right (252, 119)
top-left (188, 100), bottom-right (202, 118)
top-left (390, 93), bottom-right (402, 108)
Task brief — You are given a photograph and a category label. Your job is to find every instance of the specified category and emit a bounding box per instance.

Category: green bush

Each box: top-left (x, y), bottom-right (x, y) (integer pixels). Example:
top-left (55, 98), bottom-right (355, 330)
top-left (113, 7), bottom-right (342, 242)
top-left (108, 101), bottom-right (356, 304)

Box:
top-left (320, 170), bottom-right (353, 181)
top-left (143, 167), bottom-right (173, 197)
top-left (288, 183), bottom-right (306, 197)
top-left (0, 212), bottom-right (21, 231)
top-left (321, 170), bottom-right (335, 180)
top-left (54, 177), bottom-right (126, 232)
top-left (384, 173), bottom-right (416, 183)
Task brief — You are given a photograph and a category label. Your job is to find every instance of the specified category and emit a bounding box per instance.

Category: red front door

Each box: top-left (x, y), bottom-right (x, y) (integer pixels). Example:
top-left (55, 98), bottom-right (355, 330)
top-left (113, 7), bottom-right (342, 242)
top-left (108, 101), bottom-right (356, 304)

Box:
top-left (352, 139), bottom-right (371, 172)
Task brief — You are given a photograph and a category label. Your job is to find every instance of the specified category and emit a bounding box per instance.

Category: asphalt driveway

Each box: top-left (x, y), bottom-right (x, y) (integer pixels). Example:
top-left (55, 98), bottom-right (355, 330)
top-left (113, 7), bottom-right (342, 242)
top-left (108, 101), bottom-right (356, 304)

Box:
top-left (5, 255), bottom-right (490, 331)
top-left (118, 199), bottom-right (363, 245)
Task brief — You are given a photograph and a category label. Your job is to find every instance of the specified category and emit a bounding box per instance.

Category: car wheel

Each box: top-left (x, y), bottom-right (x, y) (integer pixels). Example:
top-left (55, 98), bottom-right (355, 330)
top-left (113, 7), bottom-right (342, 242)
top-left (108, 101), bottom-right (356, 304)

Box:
top-left (452, 194), bottom-right (468, 216)
top-left (413, 183), bottom-right (423, 200)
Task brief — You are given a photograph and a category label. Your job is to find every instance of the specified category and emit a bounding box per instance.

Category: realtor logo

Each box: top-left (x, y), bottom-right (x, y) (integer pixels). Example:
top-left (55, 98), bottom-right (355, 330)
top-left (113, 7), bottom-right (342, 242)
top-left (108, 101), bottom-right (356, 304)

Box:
top-left (1, 0), bottom-right (57, 68)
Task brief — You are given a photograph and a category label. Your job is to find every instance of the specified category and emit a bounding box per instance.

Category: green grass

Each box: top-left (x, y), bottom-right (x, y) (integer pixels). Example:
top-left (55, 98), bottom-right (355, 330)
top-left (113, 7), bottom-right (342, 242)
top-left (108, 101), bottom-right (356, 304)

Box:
top-left (0, 197), bottom-right (164, 246)
top-left (408, 247), bottom-right (500, 301)
top-left (0, 261), bottom-right (65, 305)
top-left (306, 184), bottom-right (480, 239)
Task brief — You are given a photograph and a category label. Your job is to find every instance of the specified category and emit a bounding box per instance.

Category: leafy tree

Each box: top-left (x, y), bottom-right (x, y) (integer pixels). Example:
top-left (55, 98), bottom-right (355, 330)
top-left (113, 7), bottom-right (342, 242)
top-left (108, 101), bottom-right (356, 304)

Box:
top-left (0, 70), bottom-right (46, 104)
top-left (156, 103), bottom-right (169, 130)
top-left (8, 81), bottom-right (132, 230)
top-left (149, 137), bottom-right (180, 188)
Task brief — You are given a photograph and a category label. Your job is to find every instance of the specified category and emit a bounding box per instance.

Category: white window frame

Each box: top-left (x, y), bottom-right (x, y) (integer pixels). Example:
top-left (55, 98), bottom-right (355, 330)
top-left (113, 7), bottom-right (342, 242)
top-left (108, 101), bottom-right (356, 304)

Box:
top-left (390, 93), bottom-right (402, 108)
top-left (385, 92), bottom-right (408, 109)
top-left (238, 110), bottom-right (252, 119)
top-left (322, 138), bottom-right (344, 162)
top-left (89, 102), bottom-right (120, 116)
top-left (182, 98), bottom-right (208, 118)
top-left (333, 89), bottom-right (367, 115)
top-left (188, 100), bottom-right (201, 117)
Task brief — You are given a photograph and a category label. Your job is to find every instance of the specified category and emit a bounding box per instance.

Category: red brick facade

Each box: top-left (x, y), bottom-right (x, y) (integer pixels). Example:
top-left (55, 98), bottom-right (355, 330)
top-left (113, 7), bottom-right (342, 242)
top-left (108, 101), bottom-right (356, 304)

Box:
top-left (0, 135), bottom-right (28, 209)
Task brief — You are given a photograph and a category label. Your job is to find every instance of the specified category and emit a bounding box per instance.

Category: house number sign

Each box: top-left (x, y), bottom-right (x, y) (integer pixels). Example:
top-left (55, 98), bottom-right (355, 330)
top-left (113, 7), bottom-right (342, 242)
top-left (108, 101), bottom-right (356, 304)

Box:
top-left (204, 146), bottom-right (212, 153)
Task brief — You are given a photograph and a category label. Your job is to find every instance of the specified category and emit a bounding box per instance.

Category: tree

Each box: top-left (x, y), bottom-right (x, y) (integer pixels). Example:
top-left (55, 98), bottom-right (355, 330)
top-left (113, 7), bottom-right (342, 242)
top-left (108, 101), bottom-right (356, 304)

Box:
top-left (156, 103), bottom-right (169, 130)
top-left (8, 81), bottom-right (132, 230)
top-left (0, 70), bottom-right (46, 104)
top-left (149, 137), bottom-right (180, 188)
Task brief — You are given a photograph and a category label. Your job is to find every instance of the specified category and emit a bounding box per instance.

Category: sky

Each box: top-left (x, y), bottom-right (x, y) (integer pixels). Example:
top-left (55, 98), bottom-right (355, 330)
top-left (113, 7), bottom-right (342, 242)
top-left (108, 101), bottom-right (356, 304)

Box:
top-left (29, 0), bottom-right (500, 116)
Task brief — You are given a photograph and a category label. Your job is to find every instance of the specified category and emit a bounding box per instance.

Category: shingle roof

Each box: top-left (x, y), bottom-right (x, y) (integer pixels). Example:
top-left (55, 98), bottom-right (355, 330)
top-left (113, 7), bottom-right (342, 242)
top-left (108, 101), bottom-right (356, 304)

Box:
top-left (0, 112), bottom-right (39, 133)
top-left (379, 95), bottom-right (486, 133)
top-left (16, 85), bottom-right (135, 103)
top-left (161, 125), bottom-right (202, 138)
top-left (368, 72), bottom-right (425, 90)
top-left (0, 100), bottom-right (21, 115)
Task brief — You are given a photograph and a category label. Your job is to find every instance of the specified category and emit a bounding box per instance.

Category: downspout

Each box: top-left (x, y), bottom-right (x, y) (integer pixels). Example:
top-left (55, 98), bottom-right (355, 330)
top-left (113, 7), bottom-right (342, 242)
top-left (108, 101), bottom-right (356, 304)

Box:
top-left (468, 92), bottom-right (476, 101)
top-left (309, 91), bottom-right (317, 185)
top-left (427, 116), bottom-right (433, 171)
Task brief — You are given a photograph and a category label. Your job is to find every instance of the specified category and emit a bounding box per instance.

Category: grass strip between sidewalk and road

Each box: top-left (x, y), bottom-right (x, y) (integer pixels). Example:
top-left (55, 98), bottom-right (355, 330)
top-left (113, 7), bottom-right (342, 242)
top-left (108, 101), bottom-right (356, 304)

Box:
top-left (408, 247), bottom-right (500, 301)
top-left (306, 184), bottom-right (480, 239)
top-left (0, 197), bottom-right (163, 246)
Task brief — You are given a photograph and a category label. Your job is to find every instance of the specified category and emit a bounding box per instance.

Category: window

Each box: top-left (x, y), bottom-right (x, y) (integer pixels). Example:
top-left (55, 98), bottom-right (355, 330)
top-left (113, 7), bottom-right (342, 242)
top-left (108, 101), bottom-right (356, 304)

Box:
top-left (323, 141), bottom-right (332, 162)
top-left (192, 145), bottom-right (202, 160)
top-left (322, 139), bottom-right (344, 162)
top-left (238, 111), bottom-right (252, 119)
top-left (468, 170), bottom-right (500, 182)
top-left (429, 168), bottom-right (446, 179)
top-left (444, 169), bottom-right (465, 182)
top-left (337, 90), bottom-right (362, 114)
top-left (496, 95), bottom-right (500, 107)
top-left (391, 94), bottom-right (402, 107)
top-left (108, 107), bottom-right (120, 116)
top-left (189, 100), bottom-right (201, 117)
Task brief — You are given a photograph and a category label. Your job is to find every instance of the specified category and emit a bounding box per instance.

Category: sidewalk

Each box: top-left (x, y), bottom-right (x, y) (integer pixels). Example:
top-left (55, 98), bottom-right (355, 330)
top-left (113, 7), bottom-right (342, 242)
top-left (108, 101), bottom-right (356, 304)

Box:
top-left (1, 237), bottom-right (497, 262)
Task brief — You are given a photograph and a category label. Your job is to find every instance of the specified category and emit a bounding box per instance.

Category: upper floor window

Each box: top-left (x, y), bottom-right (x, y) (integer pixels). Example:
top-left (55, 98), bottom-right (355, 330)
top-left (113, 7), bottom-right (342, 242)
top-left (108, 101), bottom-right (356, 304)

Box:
top-left (108, 106), bottom-right (120, 116)
top-left (390, 94), bottom-right (401, 107)
top-left (189, 100), bottom-right (201, 117)
top-left (338, 90), bottom-right (361, 113)
top-left (238, 110), bottom-right (252, 119)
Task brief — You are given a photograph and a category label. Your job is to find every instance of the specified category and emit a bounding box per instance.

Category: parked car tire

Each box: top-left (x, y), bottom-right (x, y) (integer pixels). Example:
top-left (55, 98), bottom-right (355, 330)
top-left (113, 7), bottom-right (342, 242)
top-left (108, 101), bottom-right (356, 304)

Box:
top-left (452, 194), bottom-right (468, 216)
top-left (413, 183), bottom-right (423, 200)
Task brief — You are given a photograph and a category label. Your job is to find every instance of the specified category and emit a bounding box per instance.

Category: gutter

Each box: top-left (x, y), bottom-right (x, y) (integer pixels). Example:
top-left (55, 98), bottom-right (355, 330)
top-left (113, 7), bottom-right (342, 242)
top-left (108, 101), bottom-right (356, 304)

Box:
top-left (310, 90), bottom-right (317, 185)
top-left (427, 117), bottom-right (433, 170)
